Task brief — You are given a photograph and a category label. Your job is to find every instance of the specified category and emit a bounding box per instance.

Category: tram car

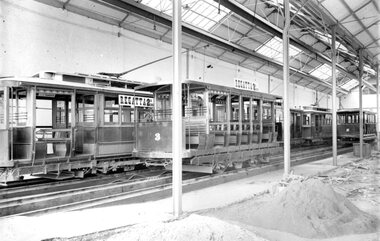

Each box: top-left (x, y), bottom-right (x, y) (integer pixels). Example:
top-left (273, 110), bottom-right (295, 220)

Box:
top-left (133, 80), bottom-right (282, 173)
top-left (275, 106), bottom-right (332, 146)
top-left (301, 106), bottom-right (332, 144)
top-left (0, 71), bottom-right (153, 183)
top-left (337, 109), bottom-right (377, 144)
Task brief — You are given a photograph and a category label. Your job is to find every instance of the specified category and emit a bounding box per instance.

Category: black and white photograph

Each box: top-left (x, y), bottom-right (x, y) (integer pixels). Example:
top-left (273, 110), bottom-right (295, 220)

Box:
top-left (0, 0), bottom-right (379, 240)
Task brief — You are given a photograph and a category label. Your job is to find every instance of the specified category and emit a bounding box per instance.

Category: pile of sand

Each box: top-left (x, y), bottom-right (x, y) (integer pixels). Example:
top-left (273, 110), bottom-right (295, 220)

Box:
top-left (248, 178), bottom-right (378, 238)
top-left (103, 214), bottom-right (267, 241)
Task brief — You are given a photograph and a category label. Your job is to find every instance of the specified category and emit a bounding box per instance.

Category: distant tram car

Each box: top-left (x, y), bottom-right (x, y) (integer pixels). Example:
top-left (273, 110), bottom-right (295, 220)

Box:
top-left (337, 109), bottom-right (377, 144)
top-left (276, 106), bottom-right (332, 146)
top-left (301, 106), bottom-right (332, 144)
top-left (133, 80), bottom-right (282, 173)
top-left (0, 72), bottom-right (152, 183)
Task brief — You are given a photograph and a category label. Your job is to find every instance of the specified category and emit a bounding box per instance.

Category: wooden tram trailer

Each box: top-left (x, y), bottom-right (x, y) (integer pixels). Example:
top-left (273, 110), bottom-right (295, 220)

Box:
top-left (0, 72), bottom-right (152, 183)
top-left (133, 80), bottom-right (282, 173)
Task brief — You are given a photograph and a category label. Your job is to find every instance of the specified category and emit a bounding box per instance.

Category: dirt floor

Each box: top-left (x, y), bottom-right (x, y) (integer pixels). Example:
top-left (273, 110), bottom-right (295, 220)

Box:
top-left (46, 151), bottom-right (380, 241)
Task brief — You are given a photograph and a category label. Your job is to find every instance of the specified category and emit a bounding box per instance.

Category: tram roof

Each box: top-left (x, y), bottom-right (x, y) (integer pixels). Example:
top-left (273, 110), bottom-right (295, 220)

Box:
top-left (0, 71), bottom-right (152, 95)
top-left (136, 79), bottom-right (282, 100)
top-left (337, 108), bottom-right (376, 114)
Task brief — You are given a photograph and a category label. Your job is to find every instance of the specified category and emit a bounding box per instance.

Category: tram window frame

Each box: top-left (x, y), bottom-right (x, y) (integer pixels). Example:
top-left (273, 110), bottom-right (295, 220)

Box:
top-left (209, 93), bottom-right (227, 123)
top-left (252, 100), bottom-right (259, 121)
top-left (103, 95), bottom-right (120, 125)
top-left (156, 92), bottom-right (171, 121)
top-left (9, 88), bottom-right (28, 127)
top-left (76, 93), bottom-right (95, 124)
top-left (303, 114), bottom-right (310, 126)
top-left (262, 101), bottom-right (272, 121)
top-left (189, 90), bottom-right (205, 117)
top-left (242, 96), bottom-right (250, 122)
top-left (230, 95), bottom-right (240, 122)
top-left (0, 89), bottom-right (4, 128)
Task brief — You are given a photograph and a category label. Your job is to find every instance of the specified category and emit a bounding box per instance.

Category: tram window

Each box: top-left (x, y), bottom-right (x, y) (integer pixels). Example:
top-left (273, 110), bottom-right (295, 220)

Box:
top-left (339, 115), bottom-right (344, 124)
top-left (77, 94), bottom-right (95, 123)
top-left (275, 108), bottom-right (283, 123)
top-left (0, 90), bottom-right (4, 128)
top-left (242, 97), bottom-right (250, 121)
top-left (121, 108), bottom-right (134, 123)
top-left (303, 114), bottom-right (310, 125)
top-left (104, 96), bottom-right (119, 124)
top-left (209, 93), bottom-right (227, 122)
top-left (190, 91), bottom-right (205, 117)
top-left (252, 100), bottom-right (259, 121)
top-left (156, 93), bottom-right (171, 120)
top-left (9, 89), bottom-right (28, 127)
top-left (231, 95), bottom-right (239, 122)
top-left (262, 102), bottom-right (272, 120)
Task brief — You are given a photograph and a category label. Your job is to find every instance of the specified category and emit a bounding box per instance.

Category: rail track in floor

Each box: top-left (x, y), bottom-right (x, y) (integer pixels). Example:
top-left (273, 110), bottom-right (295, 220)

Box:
top-left (0, 146), bottom-right (353, 218)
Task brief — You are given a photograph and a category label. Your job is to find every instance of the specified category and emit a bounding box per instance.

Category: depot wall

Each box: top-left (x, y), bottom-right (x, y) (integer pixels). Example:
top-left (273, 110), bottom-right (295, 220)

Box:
top-left (341, 90), bottom-right (380, 112)
top-left (1, 0), bottom-right (334, 109)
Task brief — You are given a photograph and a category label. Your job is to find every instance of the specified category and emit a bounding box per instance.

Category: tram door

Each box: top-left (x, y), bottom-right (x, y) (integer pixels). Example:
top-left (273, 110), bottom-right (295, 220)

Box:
top-left (314, 114), bottom-right (321, 137)
top-left (75, 93), bottom-right (96, 156)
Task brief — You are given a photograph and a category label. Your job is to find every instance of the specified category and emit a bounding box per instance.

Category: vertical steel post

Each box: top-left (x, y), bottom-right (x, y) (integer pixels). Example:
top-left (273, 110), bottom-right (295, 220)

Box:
top-left (283, 0), bottom-right (291, 174)
top-left (172, 0), bottom-right (182, 218)
top-left (358, 49), bottom-right (363, 159)
top-left (331, 26), bottom-right (337, 166)
top-left (377, 65), bottom-right (379, 152)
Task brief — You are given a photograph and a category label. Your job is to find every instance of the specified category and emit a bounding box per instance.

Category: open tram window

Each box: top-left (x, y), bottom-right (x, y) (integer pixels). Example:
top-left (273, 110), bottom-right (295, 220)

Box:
top-left (252, 100), bottom-right (259, 121)
top-left (9, 88), bottom-right (28, 127)
top-left (347, 115), bottom-right (352, 124)
top-left (209, 93), bottom-right (227, 123)
top-left (303, 114), bottom-right (310, 125)
top-left (262, 101), bottom-right (272, 120)
top-left (230, 95), bottom-right (240, 122)
top-left (156, 93), bottom-right (171, 121)
top-left (189, 90), bottom-right (205, 117)
top-left (242, 97), bottom-right (250, 131)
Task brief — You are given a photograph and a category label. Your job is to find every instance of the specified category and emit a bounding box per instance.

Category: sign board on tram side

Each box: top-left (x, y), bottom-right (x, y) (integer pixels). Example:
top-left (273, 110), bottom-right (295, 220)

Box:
top-left (118, 95), bottom-right (154, 107)
top-left (234, 78), bottom-right (256, 91)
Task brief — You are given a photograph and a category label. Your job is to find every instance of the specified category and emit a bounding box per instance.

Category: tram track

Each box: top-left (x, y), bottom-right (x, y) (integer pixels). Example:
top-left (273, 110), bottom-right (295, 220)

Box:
top-left (0, 146), bottom-right (353, 218)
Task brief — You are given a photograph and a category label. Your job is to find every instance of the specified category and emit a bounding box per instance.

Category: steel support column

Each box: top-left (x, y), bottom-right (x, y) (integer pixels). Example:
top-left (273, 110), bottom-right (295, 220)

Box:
top-left (172, 0), bottom-right (182, 218)
top-left (331, 26), bottom-right (337, 166)
top-left (377, 65), bottom-right (379, 152)
top-left (283, 0), bottom-right (291, 174)
top-left (358, 49), bottom-right (363, 159)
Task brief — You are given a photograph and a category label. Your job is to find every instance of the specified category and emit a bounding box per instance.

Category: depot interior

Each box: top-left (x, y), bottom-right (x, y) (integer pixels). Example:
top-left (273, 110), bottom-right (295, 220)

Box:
top-left (0, 0), bottom-right (379, 240)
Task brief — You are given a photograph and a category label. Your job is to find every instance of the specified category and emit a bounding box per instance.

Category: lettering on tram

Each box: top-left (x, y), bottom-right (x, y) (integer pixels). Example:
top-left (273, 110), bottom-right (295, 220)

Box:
top-left (118, 95), bottom-right (154, 107)
top-left (234, 78), bottom-right (256, 91)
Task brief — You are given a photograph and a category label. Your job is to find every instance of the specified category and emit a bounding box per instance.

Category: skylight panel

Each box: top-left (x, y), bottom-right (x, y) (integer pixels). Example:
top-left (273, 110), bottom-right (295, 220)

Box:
top-left (309, 64), bottom-right (332, 80)
top-left (256, 37), bottom-right (302, 62)
top-left (340, 79), bottom-right (359, 91)
top-left (140, 0), bottom-right (230, 31)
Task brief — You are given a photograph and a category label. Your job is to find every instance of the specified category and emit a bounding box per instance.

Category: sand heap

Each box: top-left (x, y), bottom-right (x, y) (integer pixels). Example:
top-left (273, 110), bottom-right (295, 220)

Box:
top-left (104, 214), bottom-right (268, 241)
top-left (249, 178), bottom-right (378, 238)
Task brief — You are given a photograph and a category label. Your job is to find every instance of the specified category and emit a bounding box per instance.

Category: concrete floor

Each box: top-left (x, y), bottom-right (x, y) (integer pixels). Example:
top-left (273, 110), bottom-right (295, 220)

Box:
top-left (0, 153), bottom-right (362, 241)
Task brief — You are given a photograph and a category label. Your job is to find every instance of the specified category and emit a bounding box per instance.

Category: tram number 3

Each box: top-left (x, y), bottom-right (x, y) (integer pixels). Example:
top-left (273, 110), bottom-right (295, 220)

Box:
top-left (154, 133), bottom-right (161, 141)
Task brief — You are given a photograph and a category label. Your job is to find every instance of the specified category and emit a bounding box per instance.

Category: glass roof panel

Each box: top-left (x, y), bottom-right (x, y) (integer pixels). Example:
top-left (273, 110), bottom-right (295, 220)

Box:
top-left (141, 0), bottom-right (230, 31)
top-left (255, 37), bottom-right (302, 62)
top-left (309, 63), bottom-right (333, 80)
top-left (340, 79), bottom-right (359, 91)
